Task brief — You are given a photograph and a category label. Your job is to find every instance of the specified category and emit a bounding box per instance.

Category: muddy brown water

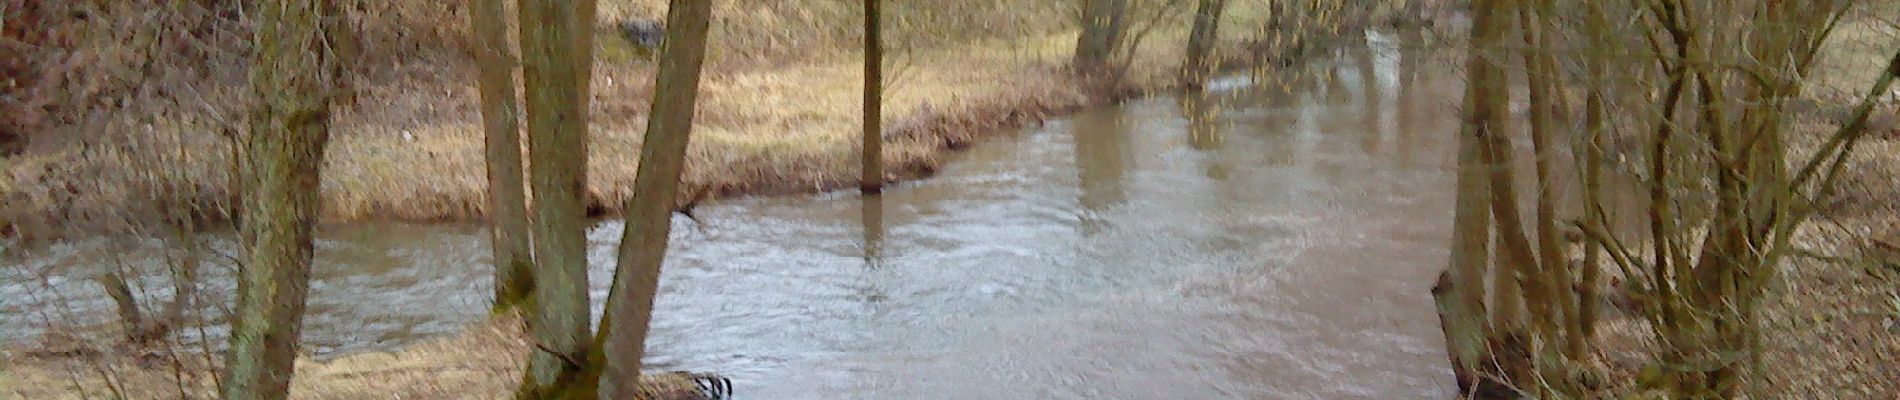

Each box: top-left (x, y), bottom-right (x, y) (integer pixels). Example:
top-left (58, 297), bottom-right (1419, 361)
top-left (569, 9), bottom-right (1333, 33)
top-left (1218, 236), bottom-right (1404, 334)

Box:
top-left (5, 33), bottom-right (1468, 398)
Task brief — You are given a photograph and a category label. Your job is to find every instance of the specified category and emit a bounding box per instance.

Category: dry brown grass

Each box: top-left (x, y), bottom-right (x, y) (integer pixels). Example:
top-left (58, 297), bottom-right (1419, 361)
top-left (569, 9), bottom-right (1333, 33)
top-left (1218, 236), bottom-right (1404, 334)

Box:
top-left (1, 317), bottom-right (520, 399)
top-left (2, 316), bottom-right (727, 399)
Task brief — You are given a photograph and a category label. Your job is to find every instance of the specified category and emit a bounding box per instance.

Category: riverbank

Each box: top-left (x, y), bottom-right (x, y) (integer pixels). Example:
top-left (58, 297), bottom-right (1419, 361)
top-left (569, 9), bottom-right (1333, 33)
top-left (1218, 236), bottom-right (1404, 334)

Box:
top-left (2, 1), bottom-right (1374, 397)
top-left (0, 0), bottom-right (1297, 238)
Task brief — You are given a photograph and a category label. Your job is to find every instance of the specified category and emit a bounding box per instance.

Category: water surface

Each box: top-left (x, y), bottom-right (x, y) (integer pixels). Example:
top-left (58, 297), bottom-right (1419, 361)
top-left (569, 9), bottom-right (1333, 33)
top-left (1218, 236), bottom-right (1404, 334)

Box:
top-left (4, 33), bottom-right (1464, 399)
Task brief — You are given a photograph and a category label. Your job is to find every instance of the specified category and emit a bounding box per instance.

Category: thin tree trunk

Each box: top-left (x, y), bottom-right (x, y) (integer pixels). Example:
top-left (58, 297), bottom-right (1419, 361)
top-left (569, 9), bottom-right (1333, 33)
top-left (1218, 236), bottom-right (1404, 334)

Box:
top-left (1463, 0), bottom-right (1521, 332)
top-left (1182, 0), bottom-right (1226, 85)
top-left (601, 0), bottom-right (713, 398)
top-left (861, 0), bottom-right (884, 194)
top-left (1516, 0), bottom-right (1572, 360)
top-left (471, 0), bottom-right (536, 314)
top-left (1575, 0), bottom-right (1613, 355)
top-left (515, 0), bottom-right (597, 396)
top-left (220, 0), bottom-right (338, 397)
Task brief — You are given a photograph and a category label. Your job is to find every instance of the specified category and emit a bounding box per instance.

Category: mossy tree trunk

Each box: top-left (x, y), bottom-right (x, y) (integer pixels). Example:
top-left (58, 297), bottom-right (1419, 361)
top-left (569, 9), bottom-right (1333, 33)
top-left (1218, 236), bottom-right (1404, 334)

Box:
top-left (515, 0), bottom-right (598, 396)
top-left (861, 0), bottom-right (884, 194)
top-left (600, 0), bottom-right (713, 398)
top-left (471, 0), bottom-right (537, 315)
top-left (220, 0), bottom-right (340, 398)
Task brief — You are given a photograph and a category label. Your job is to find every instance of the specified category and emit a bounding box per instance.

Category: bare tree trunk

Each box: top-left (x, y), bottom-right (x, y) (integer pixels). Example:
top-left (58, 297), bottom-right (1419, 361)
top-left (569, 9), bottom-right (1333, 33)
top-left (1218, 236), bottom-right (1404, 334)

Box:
top-left (1516, 0), bottom-right (1574, 362)
top-left (1461, 0), bottom-right (1521, 332)
top-left (1074, 0), bottom-right (1128, 77)
top-left (861, 0), bottom-right (884, 194)
top-left (1575, 0), bottom-right (1612, 357)
top-left (515, 0), bottom-right (597, 397)
top-left (220, 0), bottom-right (339, 397)
top-left (1437, 0), bottom-right (1500, 393)
top-left (471, 0), bottom-right (536, 314)
top-left (601, 0), bottom-right (713, 398)
top-left (1182, 0), bottom-right (1227, 86)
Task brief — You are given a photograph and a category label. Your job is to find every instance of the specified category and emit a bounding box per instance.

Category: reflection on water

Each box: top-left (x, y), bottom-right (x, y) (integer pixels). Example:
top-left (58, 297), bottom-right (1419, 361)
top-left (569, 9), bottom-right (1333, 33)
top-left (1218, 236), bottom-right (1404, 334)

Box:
top-left (5, 32), bottom-right (1470, 399)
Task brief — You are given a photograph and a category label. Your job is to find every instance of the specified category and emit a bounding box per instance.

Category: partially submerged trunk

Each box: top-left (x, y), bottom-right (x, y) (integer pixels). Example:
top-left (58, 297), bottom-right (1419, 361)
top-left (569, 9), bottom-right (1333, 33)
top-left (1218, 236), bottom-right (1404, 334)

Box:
top-left (861, 0), bottom-right (884, 194)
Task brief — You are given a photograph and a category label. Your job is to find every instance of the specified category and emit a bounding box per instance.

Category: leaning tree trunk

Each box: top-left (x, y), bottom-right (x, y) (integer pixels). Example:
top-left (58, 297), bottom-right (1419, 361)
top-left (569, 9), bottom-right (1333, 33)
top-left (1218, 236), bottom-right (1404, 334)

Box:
top-left (471, 0), bottom-right (536, 314)
top-left (601, 0), bottom-right (713, 398)
top-left (861, 0), bottom-right (884, 194)
top-left (220, 0), bottom-right (339, 398)
top-left (515, 0), bottom-right (598, 397)
top-left (1181, 0), bottom-right (1227, 86)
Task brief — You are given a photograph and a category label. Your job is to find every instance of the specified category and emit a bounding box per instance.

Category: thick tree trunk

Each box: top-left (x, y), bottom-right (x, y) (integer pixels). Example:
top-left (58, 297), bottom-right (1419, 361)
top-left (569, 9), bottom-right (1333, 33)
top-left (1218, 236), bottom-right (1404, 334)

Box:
top-left (471, 0), bottom-right (536, 314)
top-left (1181, 0), bottom-right (1226, 85)
top-left (515, 0), bottom-right (597, 397)
top-left (220, 0), bottom-right (338, 398)
top-left (601, 0), bottom-right (713, 398)
top-left (1438, 0), bottom-right (1499, 391)
top-left (1073, 0), bottom-right (1128, 78)
top-left (861, 0), bottom-right (884, 194)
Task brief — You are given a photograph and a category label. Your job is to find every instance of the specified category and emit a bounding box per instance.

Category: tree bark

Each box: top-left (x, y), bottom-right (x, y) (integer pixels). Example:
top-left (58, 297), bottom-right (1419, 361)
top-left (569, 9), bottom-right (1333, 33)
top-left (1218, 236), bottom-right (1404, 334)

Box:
top-left (1074, 0), bottom-right (1128, 78)
top-left (515, 0), bottom-right (597, 397)
top-left (1438, 0), bottom-right (1500, 391)
top-left (1181, 0), bottom-right (1226, 86)
top-left (220, 0), bottom-right (339, 398)
top-left (861, 0), bottom-right (884, 194)
top-left (1516, 0), bottom-right (1573, 360)
top-left (471, 0), bottom-right (536, 314)
top-left (1575, 0), bottom-right (1613, 357)
top-left (601, 0), bottom-right (713, 398)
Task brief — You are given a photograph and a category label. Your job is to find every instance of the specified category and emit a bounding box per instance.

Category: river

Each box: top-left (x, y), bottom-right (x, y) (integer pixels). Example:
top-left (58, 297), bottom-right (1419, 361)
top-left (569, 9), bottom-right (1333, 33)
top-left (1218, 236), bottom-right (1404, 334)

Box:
top-left (4, 32), bottom-right (1463, 398)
